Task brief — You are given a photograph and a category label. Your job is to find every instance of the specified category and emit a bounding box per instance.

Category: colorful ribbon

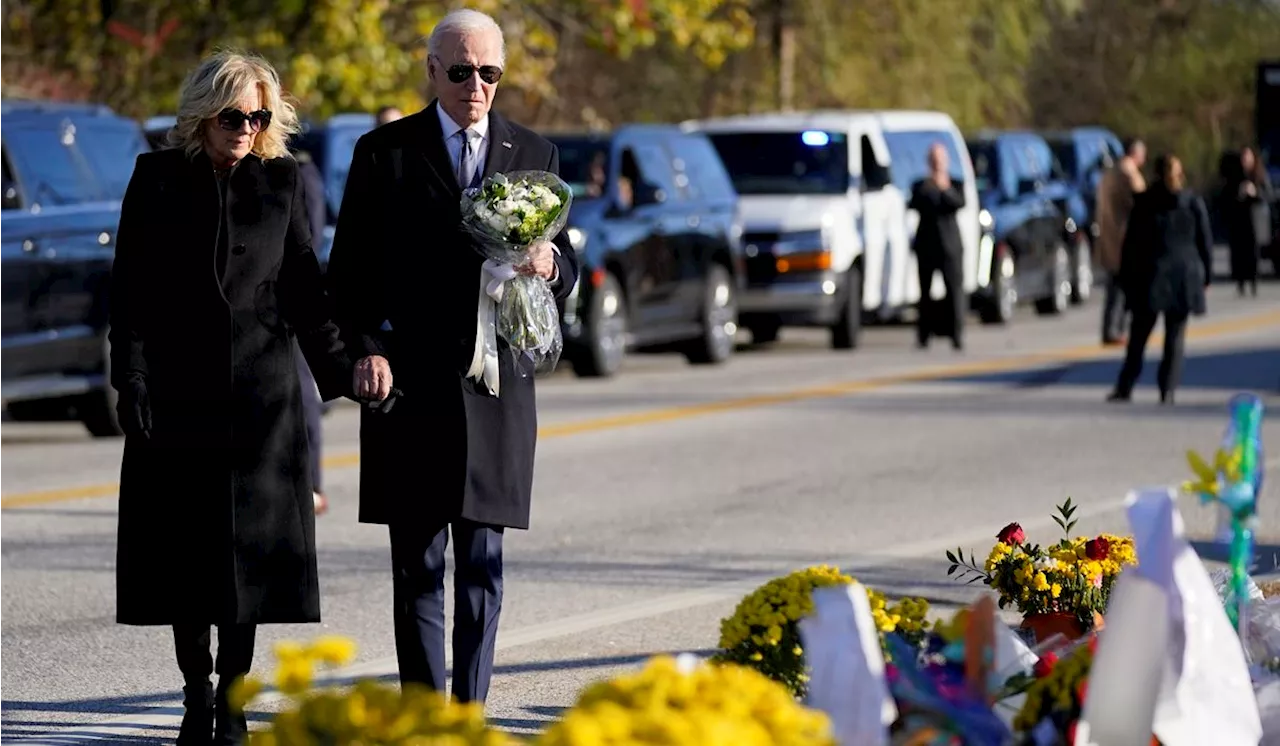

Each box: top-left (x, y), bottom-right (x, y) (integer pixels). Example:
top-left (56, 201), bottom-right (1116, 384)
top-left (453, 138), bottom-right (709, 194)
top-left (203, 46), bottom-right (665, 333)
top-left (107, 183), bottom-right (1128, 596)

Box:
top-left (1184, 393), bottom-right (1265, 635)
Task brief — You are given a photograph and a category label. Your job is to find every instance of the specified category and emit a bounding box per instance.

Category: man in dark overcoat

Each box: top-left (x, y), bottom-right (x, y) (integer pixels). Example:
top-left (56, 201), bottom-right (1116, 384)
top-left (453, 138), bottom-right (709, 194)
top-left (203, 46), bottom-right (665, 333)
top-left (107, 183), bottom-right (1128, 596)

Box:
top-left (324, 8), bottom-right (579, 705)
top-left (909, 142), bottom-right (967, 350)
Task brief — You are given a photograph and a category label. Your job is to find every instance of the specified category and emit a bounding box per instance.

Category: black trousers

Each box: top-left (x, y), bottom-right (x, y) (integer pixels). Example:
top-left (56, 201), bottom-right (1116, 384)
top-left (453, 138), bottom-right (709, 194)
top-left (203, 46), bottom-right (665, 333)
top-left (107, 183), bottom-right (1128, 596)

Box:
top-left (389, 518), bottom-right (504, 704)
top-left (1113, 308), bottom-right (1188, 396)
top-left (1101, 271), bottom-right (1128, 342)
top-left (173, 624), bottom-right (256, 687)
top-left (294, 341), bottom-right (323, 493)
top-left (916, 250), bottom-right (964, 345)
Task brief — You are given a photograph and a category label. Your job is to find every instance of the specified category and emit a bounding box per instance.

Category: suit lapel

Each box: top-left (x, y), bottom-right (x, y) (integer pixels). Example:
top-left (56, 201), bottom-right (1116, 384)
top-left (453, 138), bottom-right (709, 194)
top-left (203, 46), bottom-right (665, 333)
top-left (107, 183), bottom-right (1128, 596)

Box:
top-left (482, 112), bottom-right (520, 181)
top-left (413, 101), bottom-right (462, 198)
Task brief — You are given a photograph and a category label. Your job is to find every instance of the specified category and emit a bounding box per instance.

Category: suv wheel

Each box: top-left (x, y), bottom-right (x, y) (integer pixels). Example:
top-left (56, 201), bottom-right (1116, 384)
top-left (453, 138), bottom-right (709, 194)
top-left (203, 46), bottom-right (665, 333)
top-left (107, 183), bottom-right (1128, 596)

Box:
top-left (1034, 244), bottom-right (1072, 316)
top-left (980, 250), bottom-right (1017, 325)
top-left (571, 271), bottom-right (627, 378)
top-left (80, 331), bottom-right (123, 437)
top-left (830, 264), bottom-right (863, 350)
top-left (684, 264), bottom-right (737, 365)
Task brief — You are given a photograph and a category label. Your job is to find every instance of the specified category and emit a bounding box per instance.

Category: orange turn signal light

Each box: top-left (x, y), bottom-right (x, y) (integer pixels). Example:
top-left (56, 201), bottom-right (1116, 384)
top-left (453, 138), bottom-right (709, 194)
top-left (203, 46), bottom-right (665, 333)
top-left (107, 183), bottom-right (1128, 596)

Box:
top-left (776, 252), bottom-right (832, 273)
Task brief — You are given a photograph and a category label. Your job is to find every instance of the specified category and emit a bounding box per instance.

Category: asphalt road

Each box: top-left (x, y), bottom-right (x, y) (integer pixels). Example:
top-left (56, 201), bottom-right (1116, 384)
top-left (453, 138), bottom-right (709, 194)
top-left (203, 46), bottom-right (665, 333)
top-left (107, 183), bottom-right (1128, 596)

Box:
top-left (3, 272), bottom-right (1280, 744)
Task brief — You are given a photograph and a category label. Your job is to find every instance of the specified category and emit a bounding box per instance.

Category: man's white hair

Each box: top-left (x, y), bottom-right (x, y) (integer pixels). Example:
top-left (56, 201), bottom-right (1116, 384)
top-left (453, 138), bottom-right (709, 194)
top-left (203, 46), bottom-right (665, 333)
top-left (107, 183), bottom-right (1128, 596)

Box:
top-left (428, 8), bottom-right (506, 67)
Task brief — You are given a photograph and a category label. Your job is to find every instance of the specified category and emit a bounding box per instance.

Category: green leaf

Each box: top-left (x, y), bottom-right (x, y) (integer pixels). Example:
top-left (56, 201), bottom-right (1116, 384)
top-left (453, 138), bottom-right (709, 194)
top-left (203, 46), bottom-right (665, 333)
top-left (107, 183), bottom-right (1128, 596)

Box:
top-left (947, 565), bottom-right (958, 576)
top-left (946, 550), bottom-right (958, 563)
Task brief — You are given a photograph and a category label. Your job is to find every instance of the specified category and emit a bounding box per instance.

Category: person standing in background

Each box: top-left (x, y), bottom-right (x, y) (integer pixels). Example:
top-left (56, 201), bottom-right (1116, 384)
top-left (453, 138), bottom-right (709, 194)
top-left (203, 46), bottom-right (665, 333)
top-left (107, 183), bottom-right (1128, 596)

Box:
top-left (293, 146), bottom-right (331, 515)
top-left (909, 143), bottom-right (966, 351)
top-left (1221, 146), bottom-right (1274, 297)
top-left (1107, 154), bottom-right (1212, 406)
top-left (376, 105), bottom-right (403, 126)
top-left (1095, 137), bottom-right (1147, 346)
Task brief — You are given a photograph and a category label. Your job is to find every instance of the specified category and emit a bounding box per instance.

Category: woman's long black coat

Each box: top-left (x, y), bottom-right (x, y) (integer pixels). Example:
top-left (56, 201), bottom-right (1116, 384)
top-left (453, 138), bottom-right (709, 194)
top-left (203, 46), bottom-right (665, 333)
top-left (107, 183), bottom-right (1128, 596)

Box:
top-left (109, 148), bottom-right (351, 626)
top-left (1220, 170), bottom-right (1275, 282)
top-left (1119, 186), bottom-right (1213, 318)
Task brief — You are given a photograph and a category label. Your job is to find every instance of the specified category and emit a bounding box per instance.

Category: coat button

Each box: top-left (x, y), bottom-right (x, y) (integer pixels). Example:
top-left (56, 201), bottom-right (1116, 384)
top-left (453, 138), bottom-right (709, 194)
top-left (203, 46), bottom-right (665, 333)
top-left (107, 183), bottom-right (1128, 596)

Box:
top-left (232, 244), bottom-right (247, 255)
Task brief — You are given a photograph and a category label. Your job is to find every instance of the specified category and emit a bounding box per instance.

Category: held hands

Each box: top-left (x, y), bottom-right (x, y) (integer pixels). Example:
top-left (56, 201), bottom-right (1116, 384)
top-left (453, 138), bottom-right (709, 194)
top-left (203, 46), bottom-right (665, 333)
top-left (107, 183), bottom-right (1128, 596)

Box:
top-left (518, 240), bottom-right (557, 281)
top-left (354, 355), bottom-right (393, 402)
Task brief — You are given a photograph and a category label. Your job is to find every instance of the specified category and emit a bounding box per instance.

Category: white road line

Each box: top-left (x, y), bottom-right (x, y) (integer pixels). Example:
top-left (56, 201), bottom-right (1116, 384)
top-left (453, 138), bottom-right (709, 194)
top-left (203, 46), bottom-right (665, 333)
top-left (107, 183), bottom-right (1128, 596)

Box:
top-left (17, 458), bottom-right (1280, 744)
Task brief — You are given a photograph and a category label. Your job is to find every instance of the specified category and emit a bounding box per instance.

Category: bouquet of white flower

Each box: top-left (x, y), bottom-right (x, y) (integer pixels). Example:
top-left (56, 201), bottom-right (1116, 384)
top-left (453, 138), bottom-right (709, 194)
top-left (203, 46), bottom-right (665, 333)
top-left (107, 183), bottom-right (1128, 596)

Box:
top-left (459, 171), bottom-right (573, 379)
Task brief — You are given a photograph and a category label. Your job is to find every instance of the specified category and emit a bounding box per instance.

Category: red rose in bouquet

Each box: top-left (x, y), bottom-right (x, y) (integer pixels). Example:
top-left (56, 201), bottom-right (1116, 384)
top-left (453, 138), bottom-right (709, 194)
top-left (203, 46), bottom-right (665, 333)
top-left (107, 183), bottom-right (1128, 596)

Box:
top-left (997, 522), bottom-right (1026, 546)
top-left (1085, 536), bottom-right (1111, 561)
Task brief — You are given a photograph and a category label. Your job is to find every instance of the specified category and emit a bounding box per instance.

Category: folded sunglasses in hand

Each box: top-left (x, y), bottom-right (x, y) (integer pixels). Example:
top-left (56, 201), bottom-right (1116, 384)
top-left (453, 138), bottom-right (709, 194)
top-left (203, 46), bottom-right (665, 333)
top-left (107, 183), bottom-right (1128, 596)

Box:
top-left (364, 386), bottom-right (404, 414)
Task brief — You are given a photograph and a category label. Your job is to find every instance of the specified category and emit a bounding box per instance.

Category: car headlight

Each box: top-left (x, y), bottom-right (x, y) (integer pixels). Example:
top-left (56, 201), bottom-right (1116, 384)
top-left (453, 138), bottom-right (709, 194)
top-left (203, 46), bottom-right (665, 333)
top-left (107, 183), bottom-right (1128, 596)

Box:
top-left (567, 227), bottom-right (587, 252)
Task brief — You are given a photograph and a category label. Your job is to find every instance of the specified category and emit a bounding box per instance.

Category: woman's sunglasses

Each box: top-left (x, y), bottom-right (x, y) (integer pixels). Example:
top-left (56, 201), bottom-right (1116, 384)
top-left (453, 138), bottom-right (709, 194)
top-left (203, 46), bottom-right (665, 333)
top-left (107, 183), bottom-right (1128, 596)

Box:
top-left (443, 64), bottom-right (503, 85)
top-left (216, 108), bottom-right (272, 133)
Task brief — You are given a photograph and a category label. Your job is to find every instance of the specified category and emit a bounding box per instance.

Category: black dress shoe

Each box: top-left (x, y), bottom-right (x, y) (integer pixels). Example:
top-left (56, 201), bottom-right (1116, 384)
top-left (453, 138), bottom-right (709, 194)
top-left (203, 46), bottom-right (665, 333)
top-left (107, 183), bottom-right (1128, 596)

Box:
top-left (1160, 389), bottom-right (1174, 405)
top-left (1106, 390), bottom-right (1131, 403)
top-left (177, 683), bottom-right (214, 746)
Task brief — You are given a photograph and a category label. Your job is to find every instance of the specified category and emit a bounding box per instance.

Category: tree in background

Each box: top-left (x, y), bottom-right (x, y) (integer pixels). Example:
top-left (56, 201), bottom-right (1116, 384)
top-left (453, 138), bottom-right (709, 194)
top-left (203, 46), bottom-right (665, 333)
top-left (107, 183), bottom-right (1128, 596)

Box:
top-left (2, 0), bottom-right (1277, 189)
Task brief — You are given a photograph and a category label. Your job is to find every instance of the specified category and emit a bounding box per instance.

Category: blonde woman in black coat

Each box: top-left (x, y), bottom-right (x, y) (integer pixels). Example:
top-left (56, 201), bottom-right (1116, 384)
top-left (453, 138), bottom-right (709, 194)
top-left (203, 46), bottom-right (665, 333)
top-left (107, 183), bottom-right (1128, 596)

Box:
top-left (109, 51), bottom-right (353, 744)
top-left (1107, 154), bottom-right (1212, 405)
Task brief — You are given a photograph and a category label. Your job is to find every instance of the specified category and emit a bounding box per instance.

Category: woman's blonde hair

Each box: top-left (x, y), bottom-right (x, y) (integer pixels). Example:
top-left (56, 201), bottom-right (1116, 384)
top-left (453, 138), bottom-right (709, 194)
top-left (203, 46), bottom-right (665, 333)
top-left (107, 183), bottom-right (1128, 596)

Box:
top-left (169, 50), bottom-right (300, 161)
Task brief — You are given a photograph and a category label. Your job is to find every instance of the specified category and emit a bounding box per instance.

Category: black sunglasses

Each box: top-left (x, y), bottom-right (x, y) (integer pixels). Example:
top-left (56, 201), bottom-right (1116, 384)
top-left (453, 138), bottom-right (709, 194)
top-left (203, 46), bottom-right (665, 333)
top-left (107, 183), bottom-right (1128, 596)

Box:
top-left (216, 108), bottom-right (272, 133)
top-left (443, 63), bottom-right (503, 85)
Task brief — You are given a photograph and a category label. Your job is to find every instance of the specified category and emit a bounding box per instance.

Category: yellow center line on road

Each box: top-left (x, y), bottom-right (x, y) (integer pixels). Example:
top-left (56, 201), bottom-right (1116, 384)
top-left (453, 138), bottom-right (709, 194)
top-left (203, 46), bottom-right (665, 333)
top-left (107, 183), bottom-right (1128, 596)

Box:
top-left (4, 308), bottom-right (1279, 510)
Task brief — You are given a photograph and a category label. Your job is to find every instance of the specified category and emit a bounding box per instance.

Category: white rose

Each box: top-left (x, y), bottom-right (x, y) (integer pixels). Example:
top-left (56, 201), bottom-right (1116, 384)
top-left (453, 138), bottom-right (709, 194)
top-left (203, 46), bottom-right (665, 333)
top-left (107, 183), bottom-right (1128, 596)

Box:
top-left (494, 198), bottom-right (518, 216)
top-left (536, 192), bottom-right (560, 211)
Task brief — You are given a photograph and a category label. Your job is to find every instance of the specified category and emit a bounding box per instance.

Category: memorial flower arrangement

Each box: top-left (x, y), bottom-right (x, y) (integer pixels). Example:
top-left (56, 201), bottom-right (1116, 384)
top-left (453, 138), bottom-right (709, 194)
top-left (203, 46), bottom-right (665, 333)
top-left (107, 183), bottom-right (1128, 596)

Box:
top-left (229, 637), bottom-right (514, 746)
top-left (945, 499), bottom-right (1137, 637)
top-left (538, 655), bottom-right (836, 746)
top-left (232, 639), bottom-right (834, 746)
top-left (459, 170), bottom-right (574, 373)
top-left (715, 564), bottom-right (931, 696)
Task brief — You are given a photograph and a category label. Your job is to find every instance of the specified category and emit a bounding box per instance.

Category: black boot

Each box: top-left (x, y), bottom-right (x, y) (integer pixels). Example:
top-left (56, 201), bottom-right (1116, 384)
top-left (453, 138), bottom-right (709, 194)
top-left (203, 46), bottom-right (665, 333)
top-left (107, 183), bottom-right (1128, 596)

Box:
top-left (213, 624), bottom-right (256, 745)
top-left (173, 625), bottom-right (216, 745)
top-left (176, 682), bottom-right (215, 746)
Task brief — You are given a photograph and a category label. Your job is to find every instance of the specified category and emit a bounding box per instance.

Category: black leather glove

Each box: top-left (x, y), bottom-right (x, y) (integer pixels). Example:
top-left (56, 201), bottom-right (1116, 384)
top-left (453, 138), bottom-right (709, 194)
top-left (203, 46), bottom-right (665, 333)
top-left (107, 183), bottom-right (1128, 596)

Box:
top-left (365, 386), bottom-right (404, 414)
top-left (116, 375), bottom-right (152, 438)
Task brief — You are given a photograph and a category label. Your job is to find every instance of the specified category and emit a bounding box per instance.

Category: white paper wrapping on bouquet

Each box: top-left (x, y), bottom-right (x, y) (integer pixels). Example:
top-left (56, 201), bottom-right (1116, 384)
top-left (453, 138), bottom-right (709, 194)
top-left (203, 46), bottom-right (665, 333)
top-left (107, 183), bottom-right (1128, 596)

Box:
top-left (798, 584), bottom-right (896, 746)
top-left (1075, 573), bottom-right (1170, 746)
top-left (467, 259), bottom-right (520, 396)
top-left (992, 619), bottom-right (1039, 729)
top-left (1254, 676), bottom-right (1280, 744)
top-left (1090, 487), bottom-right (1262, 746)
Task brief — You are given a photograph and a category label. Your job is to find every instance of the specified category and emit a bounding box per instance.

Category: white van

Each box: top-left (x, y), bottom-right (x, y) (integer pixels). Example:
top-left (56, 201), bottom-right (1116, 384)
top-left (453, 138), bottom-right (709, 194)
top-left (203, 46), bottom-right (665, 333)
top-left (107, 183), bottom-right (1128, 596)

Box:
top-left (865, 110), bottom-right (987, 316)
top-left (683, 111), bottom-right (907, 349)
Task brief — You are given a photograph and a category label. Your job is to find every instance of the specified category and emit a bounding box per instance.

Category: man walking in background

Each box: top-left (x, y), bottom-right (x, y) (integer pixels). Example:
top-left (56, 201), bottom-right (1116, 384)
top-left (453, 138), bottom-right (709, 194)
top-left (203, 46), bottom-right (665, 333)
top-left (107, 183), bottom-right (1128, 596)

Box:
top-left (910, 143), bottom-right (967, 351)
top-left (1095, 137), bottom-right (1147, 346)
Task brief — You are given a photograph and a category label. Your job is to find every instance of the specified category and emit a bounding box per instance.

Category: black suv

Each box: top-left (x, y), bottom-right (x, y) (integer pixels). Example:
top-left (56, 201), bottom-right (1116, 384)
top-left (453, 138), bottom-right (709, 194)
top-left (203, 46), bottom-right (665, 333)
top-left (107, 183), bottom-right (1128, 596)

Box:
top-left (2, 100), bottom-right (150, 435)
top-left (547, 126), bottom-right (745, 377)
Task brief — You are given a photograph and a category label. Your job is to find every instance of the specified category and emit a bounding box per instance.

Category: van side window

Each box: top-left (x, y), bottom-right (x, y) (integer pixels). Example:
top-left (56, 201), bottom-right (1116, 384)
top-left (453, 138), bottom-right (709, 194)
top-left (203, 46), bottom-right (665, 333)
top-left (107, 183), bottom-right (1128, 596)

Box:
top-left (616, 147), bottom-right (640, 211)
top-left (2, 148), bottom-right (21, 210)
top-left (861, 136), bottom-right (890, 191)
top-left (633, 143), bottom-right (679, 196)
top-left (669, 135), bottom-right (735, 202)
